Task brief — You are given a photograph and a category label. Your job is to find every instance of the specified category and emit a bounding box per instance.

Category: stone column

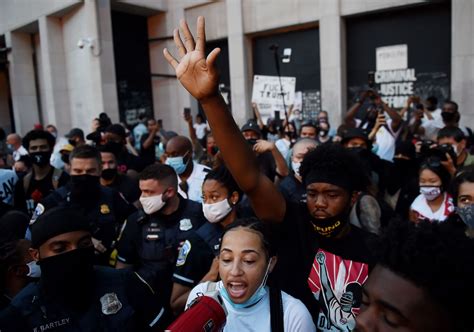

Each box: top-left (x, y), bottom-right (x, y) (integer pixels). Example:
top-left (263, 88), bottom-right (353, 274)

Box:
top-left (5, 31), bottom-right (40, 134)
top-left (319, 0), bottom-right (346, 129)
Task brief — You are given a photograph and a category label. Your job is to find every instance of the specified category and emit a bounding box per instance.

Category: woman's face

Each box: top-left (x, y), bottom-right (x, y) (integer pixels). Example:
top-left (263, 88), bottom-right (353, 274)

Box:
top-left (219, 228), bottom-right (270, 304)
top-left (457, 181), bottom-right (474, 208)
top-left (419, 169), bottom-right (442, 188)
top-left (202, 179), bottom-right (229, 205)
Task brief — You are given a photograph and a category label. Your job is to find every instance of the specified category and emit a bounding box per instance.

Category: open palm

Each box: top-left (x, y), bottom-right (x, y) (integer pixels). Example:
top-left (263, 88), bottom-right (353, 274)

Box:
top-left (163, 17), bottom-right (221, 102)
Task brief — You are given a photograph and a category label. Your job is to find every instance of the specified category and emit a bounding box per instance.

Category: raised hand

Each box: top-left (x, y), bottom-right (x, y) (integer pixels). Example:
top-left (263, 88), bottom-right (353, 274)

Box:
top-left (163, 16), bottom-right (221, 102)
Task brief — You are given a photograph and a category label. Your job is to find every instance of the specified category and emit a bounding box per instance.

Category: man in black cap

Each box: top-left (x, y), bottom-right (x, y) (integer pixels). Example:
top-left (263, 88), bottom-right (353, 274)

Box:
top-left (41, 145), bottom-right (136, 266)
top-left (0, 207), bottom-right (169, 331)
top-left (65, 128), bottom-right (85, 147)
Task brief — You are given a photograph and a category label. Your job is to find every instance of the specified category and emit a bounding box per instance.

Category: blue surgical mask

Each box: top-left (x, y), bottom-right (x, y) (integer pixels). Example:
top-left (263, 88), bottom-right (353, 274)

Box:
top-left (219, 258), bottom-right (273, 309)
top-left (166, 155), bottom-right (189, 175)
top-left (27, 260), bottom-right (41, 278)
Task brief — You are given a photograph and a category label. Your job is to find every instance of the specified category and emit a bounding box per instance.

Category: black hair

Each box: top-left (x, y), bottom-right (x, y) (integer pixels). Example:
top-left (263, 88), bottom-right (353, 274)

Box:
top-left (139, 163), bottom-right (178, 190)
top-left (97, 142), bottom-right (119, 159)
top-left (300, 121), bottom-right (317, 130)
top-left (204, 165), bottom-right (243, 202)
top-left (22, 130), bottom-right (56, 150)
top-left (16, 155), bottom-right (33, 169)
top-left (426, 96), bottom-right (438, 106)
top-left (219, 217), bottom-right (276, 260)
top-left (300, 143), bottom-right (369, 192)
top-left (374, 219), bottom-right (474, 331)
top-left (69, 145), bottom-right (101, 165)
top-left (450, 165), bottom-right (474, 205)
top-left (0, 240), bottom-right (25, 292)
top-left (419, 157), bottom-right (452, 192)
top-left (444, 100), bottom-right (459, 112)
top-left (437, 126), bottom-right (465, 143)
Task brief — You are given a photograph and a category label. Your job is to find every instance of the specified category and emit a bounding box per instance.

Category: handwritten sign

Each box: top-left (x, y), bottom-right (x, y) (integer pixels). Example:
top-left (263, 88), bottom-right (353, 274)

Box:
top-left (252, 75), bottom-right (296, 122)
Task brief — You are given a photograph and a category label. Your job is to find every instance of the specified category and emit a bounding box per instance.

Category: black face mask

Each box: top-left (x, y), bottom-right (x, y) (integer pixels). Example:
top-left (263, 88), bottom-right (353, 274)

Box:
top-left (101, 168), bottom-right (117, 181)
top-left (70, 174), bottom-right (100, 203)
top-left (61, 154), bottom-right (70, 165)
top-left (15, 171), bottom-right (27, 179)
top-left (310, 210), bottom-right (350, 238)
top-left (426, 105), bottom-right (436, 111)
top-left (247, 139), bottom-right (258, 147)
top-left (39, 247), bottom-right (94, 309)
top-left (30, 151), bottom-right (52, 167)
top-left (348, 146), bottom-right (370, 159)
top-left (441, 111), bottom-right (456, 123)
top-left (68, 139), bottom-right (77, 146)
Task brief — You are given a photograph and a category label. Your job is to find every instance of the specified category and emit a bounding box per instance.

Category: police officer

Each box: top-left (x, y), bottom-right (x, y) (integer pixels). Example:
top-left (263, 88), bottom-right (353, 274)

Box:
top-left (116, 164), bottom-right (205, 306)
top-left (40, 145), bottom-right (136, 266)
top-left (0, 207), bottom-right (169, 331)
top-left (170, 166), bottom-right (242, 314)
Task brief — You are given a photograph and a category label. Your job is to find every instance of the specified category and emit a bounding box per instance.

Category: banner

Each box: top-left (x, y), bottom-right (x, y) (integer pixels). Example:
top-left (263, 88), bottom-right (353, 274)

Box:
top-left (251, 75), bottom-right (296, 122)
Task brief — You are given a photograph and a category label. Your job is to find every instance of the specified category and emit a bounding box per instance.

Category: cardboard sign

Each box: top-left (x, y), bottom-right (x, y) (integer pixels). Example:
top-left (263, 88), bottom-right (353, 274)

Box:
top-left (376, 44), bottom-right (408, 71)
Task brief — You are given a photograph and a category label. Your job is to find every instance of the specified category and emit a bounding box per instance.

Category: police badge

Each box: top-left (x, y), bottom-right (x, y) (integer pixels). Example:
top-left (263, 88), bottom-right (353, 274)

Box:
top-left (179, 218), bottom-right (193, 231)
top-left (100, 293), bottom-right (122, 315)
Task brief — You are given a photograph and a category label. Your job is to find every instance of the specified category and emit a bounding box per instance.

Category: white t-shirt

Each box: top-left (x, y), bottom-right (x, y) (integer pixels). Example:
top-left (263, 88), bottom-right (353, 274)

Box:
top-left (275, 138), bottom-right (291, 160)
top-left (410, 192), bottom-right (454, 222)
top-left (187, 281), bottom-right (316, 332)
top-left (356, 117), bottom-right (401, 162)
top-left (177, 161), bottom-right (210, 203)
top-left (193, 123), bottom-right (208, 140)
top-left (13, 146), bottom-right (28, 162)
top-left (421, 108), bottom-right (444, 140)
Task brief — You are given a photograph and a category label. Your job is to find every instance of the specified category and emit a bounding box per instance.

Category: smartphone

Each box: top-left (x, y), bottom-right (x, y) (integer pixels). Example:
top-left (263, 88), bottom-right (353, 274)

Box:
top-left (368, 71), bottom-right (375, 89)
top-left (183, 108), bottom-right (191, 117)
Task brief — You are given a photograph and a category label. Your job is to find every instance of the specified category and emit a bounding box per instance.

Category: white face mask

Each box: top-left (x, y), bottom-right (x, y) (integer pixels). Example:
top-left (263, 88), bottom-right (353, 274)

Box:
top-left (202, 198), bottom-right (233, 223)
top-left (291, 161), bottom-right (301, 177)
top-left (140, 194), bottom-right (166, 215)
top-left (420, 186), bottom-right (442, 201)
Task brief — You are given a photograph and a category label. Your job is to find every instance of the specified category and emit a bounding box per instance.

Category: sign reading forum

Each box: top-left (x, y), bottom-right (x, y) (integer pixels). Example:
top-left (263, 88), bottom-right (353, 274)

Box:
top-left (252, 75), bottom-right (296, 122)
top-left (375, 44), bottom-right (416, 108)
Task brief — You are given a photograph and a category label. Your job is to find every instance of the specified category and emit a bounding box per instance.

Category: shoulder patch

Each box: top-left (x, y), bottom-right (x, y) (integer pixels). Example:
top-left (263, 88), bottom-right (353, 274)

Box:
top-left (176, 240), bottom-right (192, 266)
top-left (179, 218), bottom-right (193, 231)
top-left (29, 203), bottom-right (45, 225)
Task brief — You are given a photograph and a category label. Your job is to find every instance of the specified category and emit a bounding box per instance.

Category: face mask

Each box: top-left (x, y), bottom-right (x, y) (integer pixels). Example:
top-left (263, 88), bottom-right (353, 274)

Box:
top-left (441, 111), bottom-right (456, 123)
top-left (50, 132), bottom-right (58, 138)
top-left (246, 139), bottom-right (258, 147)
top-left (61, 154), bottom-right (70, 164)
top-left (208, 146), bottom-right (219, 156)
top-left (310, 211), bottom-right (349, 238)
top-left (140, 194), bottom-right (166, 215)
top-left (30, 151), bottom-right (51, 167)
top-left (166, 155), bottom-right (188, 175)
top-left (291, 161), bottom-right (301, 177)
top-left (6, 143), bottom-right (13, 151)
top-left (39, 247), bottom-right (94, 308)
top-left (26, 260), bottom-right (41, 278)
top-left (71, 174), bottom-right (100, 202)
top-left (15, 171), bottom-right (27, 179)
top-left (219, 258), bottom-right (273, 309)
top-left (420, 186), bottom-right (442, 201)
top-left (101, 168), bottom-right (117, 181)
top-left (68, 139), bottom-right (77, 146)
top-left (457, 204), bottom-right (474, 228)
top-left (203, 199), bottom-right (233, 223)
top-left (427, 105), bottom-right (436, 111)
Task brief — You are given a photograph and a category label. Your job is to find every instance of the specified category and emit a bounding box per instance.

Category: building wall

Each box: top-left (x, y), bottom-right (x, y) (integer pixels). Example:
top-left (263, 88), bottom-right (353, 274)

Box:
top-left (1, 0), bottom-right (473, 135)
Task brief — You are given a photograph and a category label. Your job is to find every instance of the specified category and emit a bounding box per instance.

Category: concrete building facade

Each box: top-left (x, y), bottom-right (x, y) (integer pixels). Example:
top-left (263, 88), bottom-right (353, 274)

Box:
top-left (0, 0), bottom-right (472, 136)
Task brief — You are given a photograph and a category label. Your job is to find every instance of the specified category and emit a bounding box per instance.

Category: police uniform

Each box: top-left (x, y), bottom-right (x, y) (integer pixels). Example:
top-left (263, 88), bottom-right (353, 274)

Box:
top-left (116, 195), bottom-right (205, 302)
top-left (0, 267), bottom-right (169, 331)
top-left (40, 184), bottom-right (136, 266)
top-left (173, 222), bottom-right (222, 288)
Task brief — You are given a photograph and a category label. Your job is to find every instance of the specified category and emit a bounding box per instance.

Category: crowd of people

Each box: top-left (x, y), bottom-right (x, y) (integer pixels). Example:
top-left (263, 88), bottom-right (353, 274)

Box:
top-left (0, 16), bottom-right (473, 332)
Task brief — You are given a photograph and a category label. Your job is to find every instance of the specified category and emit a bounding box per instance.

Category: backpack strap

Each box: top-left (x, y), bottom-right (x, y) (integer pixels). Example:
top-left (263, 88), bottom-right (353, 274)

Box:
top-left (270, 286), bottom-right (284, 332)
top-left (22, 172), bottom-right (33, 194)
top-left (51, 168), bottom-right (63, 190)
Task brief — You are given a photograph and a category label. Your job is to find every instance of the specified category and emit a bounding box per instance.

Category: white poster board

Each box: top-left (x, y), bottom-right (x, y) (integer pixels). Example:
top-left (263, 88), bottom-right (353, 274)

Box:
top-left (251, 75), bottom-right (296, 122)
top-left (376, 44), bottom-right (408, 71)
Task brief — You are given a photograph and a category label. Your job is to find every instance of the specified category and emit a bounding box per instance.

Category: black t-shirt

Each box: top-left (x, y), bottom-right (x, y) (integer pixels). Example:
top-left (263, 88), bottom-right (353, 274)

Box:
top-left (116, 196), bottom-right (206, 300)
top-left (13, 167), bottom-right (69, 215)
top-left (140, 134), bottom-right (160, 166)
top-left (273, 201), bottom-right (375, 330)
top-left (278, 173), bottom-right (306, 203)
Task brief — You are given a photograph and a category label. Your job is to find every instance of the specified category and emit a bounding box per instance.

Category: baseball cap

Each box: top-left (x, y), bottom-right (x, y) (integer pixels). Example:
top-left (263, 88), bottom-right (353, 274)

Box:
top-left (240, 120), bottom-right (262, 137)
top-left (105, 124), bottom-right (126, 139)
top-left (341, 128), bottom-right (370, 146)
top-left (65, 128), bottom-right (85, 140)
